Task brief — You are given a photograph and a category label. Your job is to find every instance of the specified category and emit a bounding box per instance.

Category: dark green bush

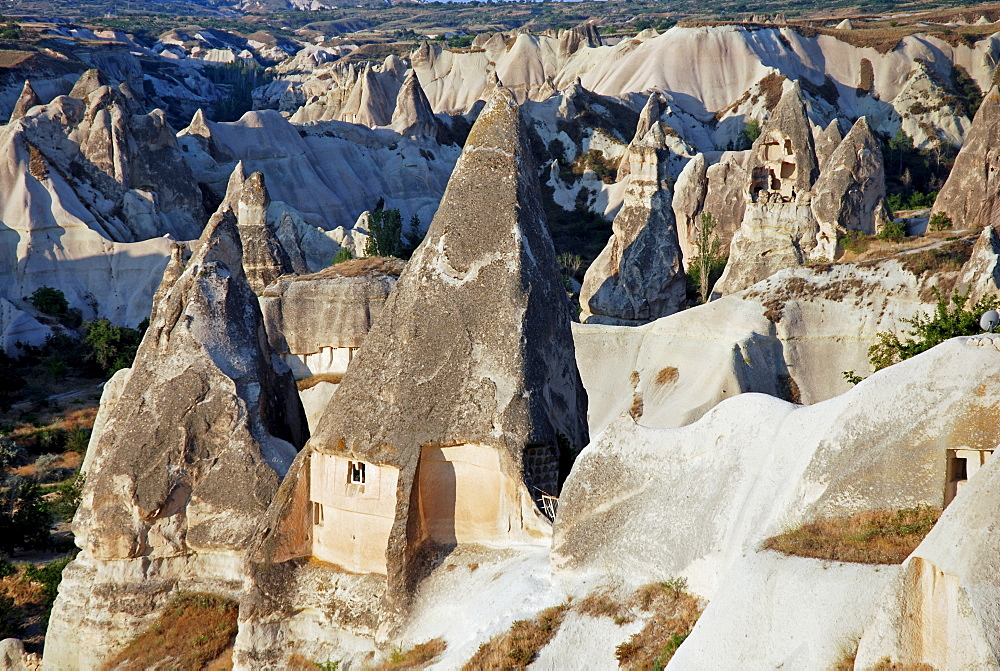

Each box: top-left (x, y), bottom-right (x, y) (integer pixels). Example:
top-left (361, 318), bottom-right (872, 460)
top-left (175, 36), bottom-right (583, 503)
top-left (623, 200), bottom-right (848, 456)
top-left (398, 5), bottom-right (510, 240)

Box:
top-left (83, 318), bottom-right (146, 377)
top-left (877, 220), bottom-right (906, 243)
top-left (929, 212), bottom-right (953, 232)
top-left (364, 201), bottom-right (403, 258)
top-left (29, 287), bottom-right (68, 317)
top-left (0, 479), bottom-right (53, 553)
top-left (23, 554), bottom-right (75, 622)
top-left (0, 594), bottom-right (23, 640)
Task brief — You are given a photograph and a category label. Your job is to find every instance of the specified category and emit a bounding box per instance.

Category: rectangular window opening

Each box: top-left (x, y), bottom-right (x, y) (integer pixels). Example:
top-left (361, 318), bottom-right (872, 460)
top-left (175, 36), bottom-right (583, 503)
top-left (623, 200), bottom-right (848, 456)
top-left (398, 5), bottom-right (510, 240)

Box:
top-left (312, 501), bottom-right (324, 526)
top-left (349, 461), bottom-right (366, 485)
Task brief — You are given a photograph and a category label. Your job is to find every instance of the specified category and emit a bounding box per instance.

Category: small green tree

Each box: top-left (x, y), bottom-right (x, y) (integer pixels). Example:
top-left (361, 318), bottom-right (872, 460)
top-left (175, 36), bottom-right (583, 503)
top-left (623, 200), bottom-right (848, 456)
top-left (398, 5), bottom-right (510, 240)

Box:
top-left (29, 287), bottom-right (68, 316)
top-left (868, 290), bottom-right (1000, 372)
top-left (929, 211), bottom-right (952, 232)
top-left (692, 212), bottom-right (725, 304)
top-left (877, 220), bottom-right (906, 243)
top-left (364, 205), bottom-right (403, 258)
top-left (737, 118), bottom-right (761, 149)
top-left (331, 247), bottom-right (353, 265)
top-left (83, 319), bottom-right (146, 377)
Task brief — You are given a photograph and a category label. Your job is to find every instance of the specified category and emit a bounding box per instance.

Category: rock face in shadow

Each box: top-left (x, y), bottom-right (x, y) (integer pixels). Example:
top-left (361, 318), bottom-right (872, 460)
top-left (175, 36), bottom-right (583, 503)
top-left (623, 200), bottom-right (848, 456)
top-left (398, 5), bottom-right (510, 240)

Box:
top-left (932, 86), bottom-right (1000, 231)
top-left (810, 116), bottom-right (890, 259)
top-left (43, 211), bottom-right (307, 671)
top-left (580, 122), bottom-right (685, 324)
top-left (236, 87), bottom-right (589, 668)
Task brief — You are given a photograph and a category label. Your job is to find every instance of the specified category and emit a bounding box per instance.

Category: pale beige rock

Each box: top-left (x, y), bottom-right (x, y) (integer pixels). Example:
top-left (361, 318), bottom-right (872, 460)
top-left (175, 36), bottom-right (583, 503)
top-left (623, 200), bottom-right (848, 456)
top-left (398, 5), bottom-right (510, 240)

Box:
top-left (391, 71), bottom-right (437, 138)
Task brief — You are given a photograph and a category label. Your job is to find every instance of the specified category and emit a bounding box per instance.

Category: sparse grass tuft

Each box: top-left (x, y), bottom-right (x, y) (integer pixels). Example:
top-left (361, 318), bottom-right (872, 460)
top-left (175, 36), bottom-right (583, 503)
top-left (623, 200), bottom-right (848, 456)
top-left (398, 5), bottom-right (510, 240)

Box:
top-left (654, 367), bottom-right (678, 386)
top-left (615, 578), bottom-right (702, 670)
top-left (296, 373), bottom-right (345, 391)
top-left (104, 592), bottom-right (238, 671)
top-left (373, 638), bottom-right (446, 670)
top-left (463, 604), bottom-right (568, 670)
top-left (576, 591), bottom-right (633, 624)
top-left (763, 506), bottom-right (940, 564)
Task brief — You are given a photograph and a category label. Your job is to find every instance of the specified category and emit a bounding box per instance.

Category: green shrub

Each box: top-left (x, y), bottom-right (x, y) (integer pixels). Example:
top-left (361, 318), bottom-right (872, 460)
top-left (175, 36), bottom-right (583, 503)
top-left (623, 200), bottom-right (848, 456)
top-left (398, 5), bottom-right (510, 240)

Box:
top-left (22, 554), bottom-right (75, 622)
top-left (0, 479), bottom-right (53, 553)
top-left (868, 290), bottom-right (1000, 372)
top-left (929, 211), bottom-right (953, 232)
top-left (737, 118), bottom-right (761, 149)
top-left (331, 247), bottom-right (353, 265)
top-left (876, 220), bottom-right (906, 243)
top-left (0, 558), bottom-right (14, 578)
top-left (83, 318), bottom-right (146, 377)
top-left (29, 287), bottom-right (68, 317)
top-left (50, 472), bottom-right (85, 521)
top-left (0, 594), bottom-right (23, 640)
top-left (840, 230), bottom-right (870, 254)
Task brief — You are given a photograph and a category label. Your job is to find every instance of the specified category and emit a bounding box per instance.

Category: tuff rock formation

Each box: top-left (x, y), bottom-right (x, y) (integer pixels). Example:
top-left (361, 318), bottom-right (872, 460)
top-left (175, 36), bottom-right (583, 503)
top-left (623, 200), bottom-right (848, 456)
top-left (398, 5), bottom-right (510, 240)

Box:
top-left (931, 86), bottom-right (1000, 230)
top-left (616, 92), bottom-right (664, 180)
top-left (810, 116), bottom-right (890, 259)
top-left (9, 80), bottom-right (40, 123)
top-left (43, 211), bottom-right (307, 670)
top-left (391, 71), bottom-right (437, 139)
top-left (713, 83), bottom-right (821, 295)
top-left (580, 122), bottom-right (686, 324)
top-left (556, 335), bottom-right (1000, 668)
top-left (221, 166), bottom-right (295, 291)
top-left (856, 386), bottom-right (1000, 668)
top-left (259, 256), bottom-right (404, 380)
top-left (236, 87), bottom-right (589, 668)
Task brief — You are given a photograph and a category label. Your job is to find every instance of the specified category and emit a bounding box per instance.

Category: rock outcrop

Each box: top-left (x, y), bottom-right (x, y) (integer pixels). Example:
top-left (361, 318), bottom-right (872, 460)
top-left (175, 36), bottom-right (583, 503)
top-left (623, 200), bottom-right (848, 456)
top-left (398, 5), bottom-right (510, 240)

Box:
top-left (223, 167), bottom-right (295, 291)
top-left (44, 211), bottom-right (307, 670)
top-left (391, 71), bottom-right (437, 138)
top-left (580, 123), bottom-right (685, 324)
top-left (931, 86), bottom-right (1000, 231)
top-left (259, 256), bottom-right (403, 379)
top-left (713, 83), bottom-right (820, 295)
top-left (810, 116), bottom-right (890, 259)
top-left (9, 80), bottom-right (40, 123)
top-left (555, 334), bottom-right (1000, 602)
top-left (856, 384), bottom-right (1000, 668)
top-left (236, 87), bottom-right (589, 668)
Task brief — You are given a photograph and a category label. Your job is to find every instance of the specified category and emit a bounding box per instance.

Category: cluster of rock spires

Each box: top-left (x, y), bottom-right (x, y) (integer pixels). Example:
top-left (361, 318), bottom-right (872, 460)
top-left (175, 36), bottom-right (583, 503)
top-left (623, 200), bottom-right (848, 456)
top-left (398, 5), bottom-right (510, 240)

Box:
top-left (15, 21), bottom-right (1000, 670)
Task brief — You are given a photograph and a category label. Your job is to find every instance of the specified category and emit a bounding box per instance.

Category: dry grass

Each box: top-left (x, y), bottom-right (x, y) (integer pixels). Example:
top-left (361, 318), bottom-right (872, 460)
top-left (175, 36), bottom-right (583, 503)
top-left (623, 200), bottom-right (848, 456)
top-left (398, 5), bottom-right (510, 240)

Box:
top-left (463, 604), bottom-right (568, 670)
top-left (763, 506), bottom-right (940, 564)
top-left (628, 371), bottom-right (643, 420)
top-left (654, 367), bottom-right (679, 386)
top-left (309, 257), bottom-right (405, 280)
top-left (870, 658), bottom-right (935, 671)
top-left (374, 638), bottom-right (446, 670)
top-left (897, 238), bottom-right (976, 277)
top-left (615, 579), bottom-right (703, 670)
top-left (296, 372), bottom-right (345, 391)
top-left (104, 593), bottom-right (238, 671)
top-left (576, 591), bottom-right (633, 625)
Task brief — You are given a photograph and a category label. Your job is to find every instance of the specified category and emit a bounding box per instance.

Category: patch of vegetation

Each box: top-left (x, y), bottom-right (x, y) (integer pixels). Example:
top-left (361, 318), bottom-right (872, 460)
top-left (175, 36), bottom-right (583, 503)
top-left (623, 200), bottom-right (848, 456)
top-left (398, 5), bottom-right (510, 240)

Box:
top-left (463, 603), bottom-right (568, 670)
top-left (870, 659), bottom-right (935, 671)
top-left (840, 229), bottom-right (870, 256)
top-left (331, 247), bottom-right (353, 265)
top-left (375, 638), bottom-right (446, 670)
top-left (737, 118), bottom-right (761, 150)
top-left (0, 593), bottom-right (24, 639)
top-left (876, 220), bottom-right (906, 243)
top-left (763, 506), bottom-right (940, 564)
top-left (296, 373), bottom-right (344, 391)
top-left (365, 200), bottom-right (404, 259)
top-left (29, 287), bottom-right (68, 317)
top-left (882, 129), bottom-right (954, 215)
top-left (897, 238), bottom-right (974, 276)
top-left (83, 318), bottom-right (147, 377)
top-left (928, 211), bottom-right (952, 232)
top-left (615, 578), bottom-right (703, 671)
top-left (0, 479), bottom-right (53, 554)
top-left (951, 64), bottom-right (983, 119)
top-left (688, 212), bottom-right (726, 304)
top-left (570, 149), bottom-right (619, 184)
top-left (204, 62), bottom-right (273, 122)
top-left (105, 592), bottom-right (238, 671)
top-left (868, 289), bottom-right (999, 372)
top-left (21, 554), bottom-right (75, 623)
